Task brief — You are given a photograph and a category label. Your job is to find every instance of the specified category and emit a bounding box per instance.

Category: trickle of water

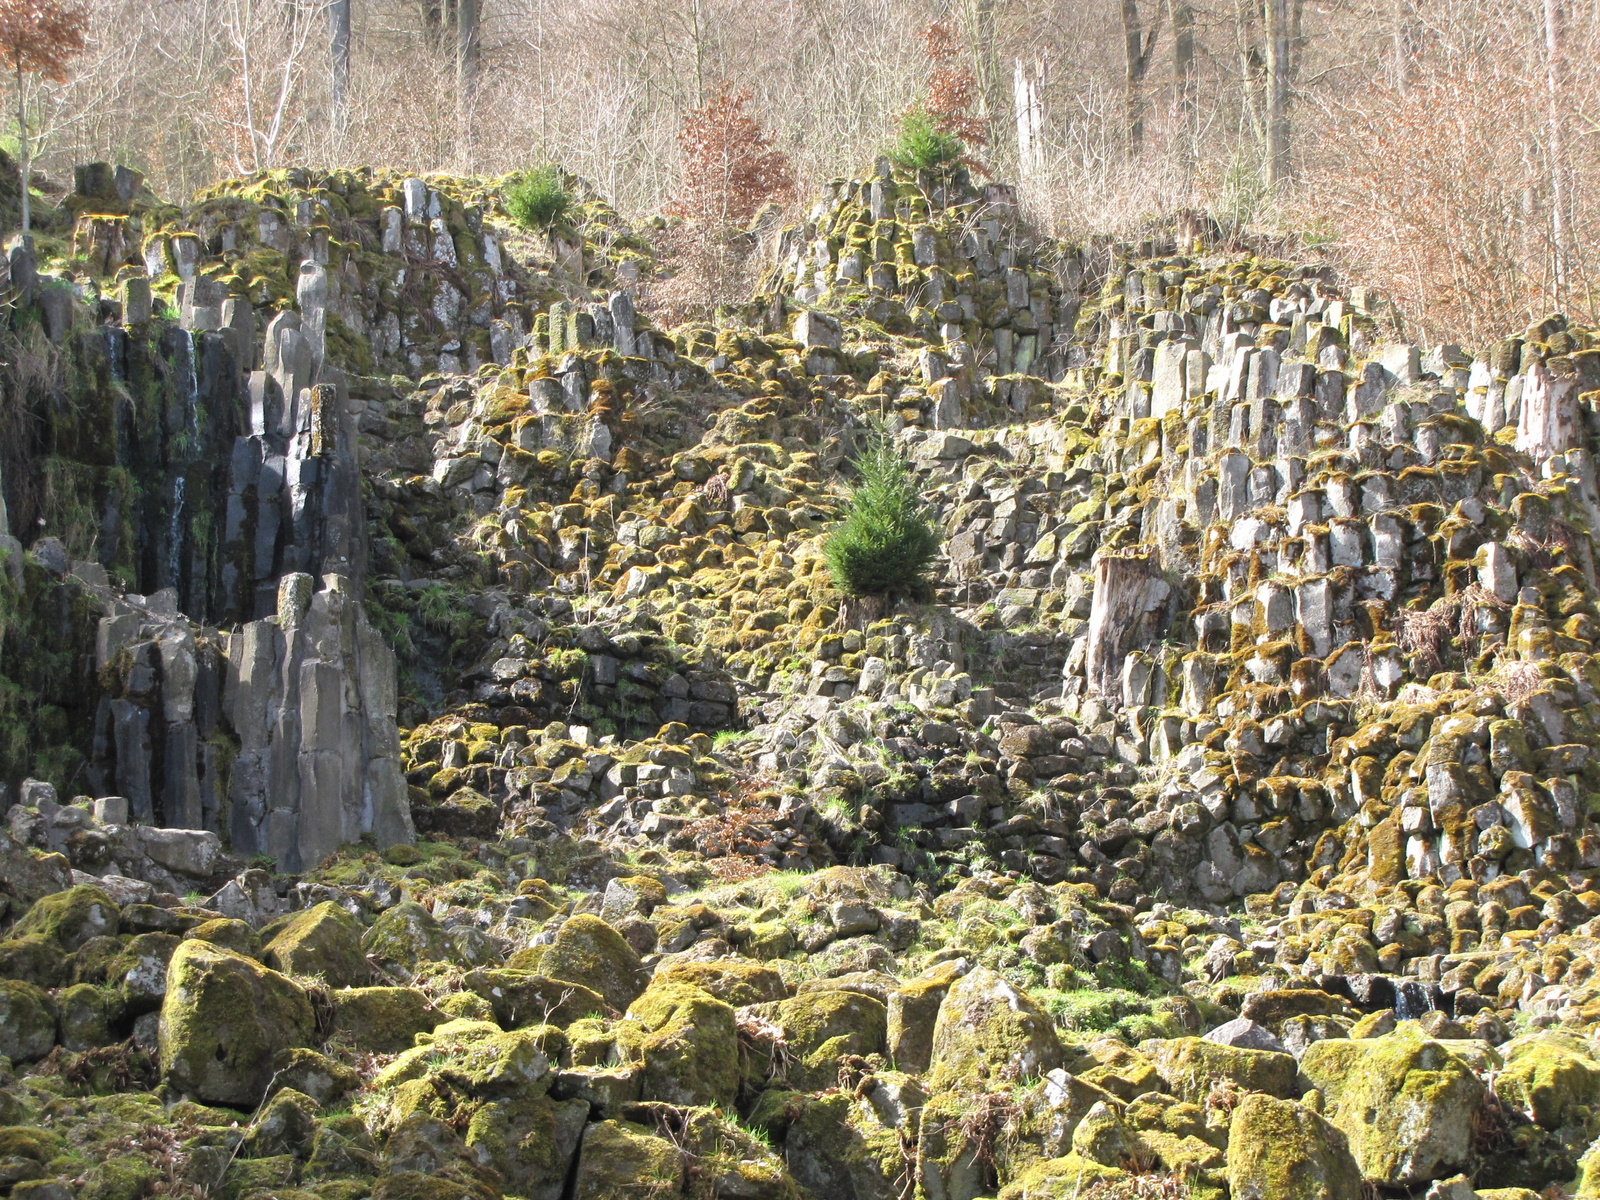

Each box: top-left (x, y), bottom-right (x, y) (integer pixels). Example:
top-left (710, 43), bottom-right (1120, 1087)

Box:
top-left (1394, 979), bottom-right (1439, 1022)
top-left (103, 327), bottom-right (123, 381)
top-left (169, 475), bottom-right (186, 588)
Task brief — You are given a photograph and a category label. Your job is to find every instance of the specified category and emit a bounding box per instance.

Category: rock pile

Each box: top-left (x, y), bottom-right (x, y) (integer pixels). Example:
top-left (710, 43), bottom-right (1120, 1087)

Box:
top-left (5, 150), bottom-right (1600, 1198)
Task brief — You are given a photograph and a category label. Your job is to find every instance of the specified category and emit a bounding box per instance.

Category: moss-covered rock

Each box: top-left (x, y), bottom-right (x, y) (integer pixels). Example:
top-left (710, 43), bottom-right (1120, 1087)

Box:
top-left (265, 902), bottom-right (369, 987)
top-left (106, 930), bottom-right (180, 1013)
top-left (304, 1112), bottom-right (381, 1180)
top-left (58, 980), bottom-right (124, 1051)
top-left (1147, 1036), bottom-right (1299, 1105)
top-left (995, 1153), bottom-right (1127, 1198)
top-left (14, 884), bottom-right (120, 950)
top-left (1496, 1032), bottom-right (1600, 1130)
top-left (362, 901), bottom-right (452, 975)
top-left (784, 1090), bottom-right (902, 1200)
top-left (0, 978), bottom-right (57, 1061)
top-left (540, 914), bottom-right (644, 1012)
top-left (377, 1017), bottom-right (554, 1100)
top-left (769, 988), bottom-right (888, 1093)
top-left (464, 1092), bottom-right (587, 1200)
top-left (158, 939), bottom-right (316, 1108)
top-left (886, 961), bottom-right (961, 1074)
top-left (653, 957), bottom-right (788, 1005)
top-left (217, 1153), bottom-right (299, 1200)
top-left (462, 968), bottom-right (605, 1028)
top-left (329, 986), bottom-right (439, 1053)
top-left (243, 1087), bottom-right (322, 1158)
top-left (616, 980), bottom-right (739, 1107)
top-left (186, 918), bottom-right (264, 959)
top-left (0, 934), bottom-right (69, 986)
top-left (82, 1156), bottom-right (162, 1200)
top-left (1300, 1029), bottom-right (1485, 1186)
top-left (1226, 1093), bottom-right (1362, 1200)
top-left (570, 1119), bottom-right (683, 1198)
top-left (928, 966), bottom-right (1061, 1091)
top-left (272, 1046), bottom-right (360, 1106)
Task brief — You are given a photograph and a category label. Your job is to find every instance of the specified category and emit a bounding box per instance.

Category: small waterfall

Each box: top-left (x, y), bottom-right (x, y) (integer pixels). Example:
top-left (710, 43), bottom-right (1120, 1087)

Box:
top-left (1394, 979), bottom-right (1442, 1022)
top-left (169, 474), bottom-right (186, 587)
top-left (102, 326), bottom-right (123, 382)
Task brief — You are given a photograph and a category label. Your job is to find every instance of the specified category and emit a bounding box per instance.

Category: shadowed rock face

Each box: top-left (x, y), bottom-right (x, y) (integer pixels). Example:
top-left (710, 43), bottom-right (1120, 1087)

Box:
top-left (5, 158), bottom-right (1600, 1199)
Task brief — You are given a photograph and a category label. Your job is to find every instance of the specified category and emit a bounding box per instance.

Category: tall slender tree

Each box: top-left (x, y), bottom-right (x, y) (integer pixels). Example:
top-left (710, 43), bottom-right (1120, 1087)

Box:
top-left (330, 0), bottom-right (351, 135)
top-left (0, 0), bottom-right (89, 235)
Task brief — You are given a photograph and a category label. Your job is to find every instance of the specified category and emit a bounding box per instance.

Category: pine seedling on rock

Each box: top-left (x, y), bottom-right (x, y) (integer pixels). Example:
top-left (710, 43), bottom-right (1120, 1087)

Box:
top-left (824, 434), bottom-right (940, 604)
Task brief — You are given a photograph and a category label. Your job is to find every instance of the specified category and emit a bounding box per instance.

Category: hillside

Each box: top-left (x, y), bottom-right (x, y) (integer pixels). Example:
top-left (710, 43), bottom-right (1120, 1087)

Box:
top-left (2, 158), bottom-right (1600, 1199)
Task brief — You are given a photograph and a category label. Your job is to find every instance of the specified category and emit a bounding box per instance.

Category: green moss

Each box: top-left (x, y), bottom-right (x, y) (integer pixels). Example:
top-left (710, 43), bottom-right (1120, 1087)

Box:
top-left (1148, 1037), bottom-right (1298, 1106)
top-left (1225, 1092), bottom-right (1361, 1200)
top-left (158, 940), bottom-right (316, 1108)
top-left (540, 914), bottom-right (643, 1012)
top-left (265, 902), bottom-right (369, 987)
top-left (784, 1091), bottom-right (904, 1198)
top-left (14, 884), bottom-right (119, 951)
top-left (617, 980), bottom-right (739, 1108)
top-left (571, 1119), bottom-right (683, 1198)
top-left (1301, 1030), bottom-right (1485, 1186)
top-left (329, 986), bottom-right (440, 1054)
top-left (361, 901), bottom-right (451, 975)
top-left (652, 959), bottom-right (786, 1006)
top-left (768, 988), bottom-right (887, 1092)
top-left (1496, 1032), bottom-right (1600, 1130)
top-left (462, 968), bottom-right (604, 1028)
top-left (997, 1153), bottom-right (1127, 1198)
top-left (0, 977), bottom-right (57, 1061)
top-left (928, 967), bottom-right (1062, 1092)
top-left (81, 1156), bottom-right (162, 1200)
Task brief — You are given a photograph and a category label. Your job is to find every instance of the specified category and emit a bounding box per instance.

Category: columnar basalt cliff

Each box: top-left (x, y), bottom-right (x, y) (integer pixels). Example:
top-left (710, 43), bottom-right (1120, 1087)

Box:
top-left (3, 158), bottom-right (1600, 1200)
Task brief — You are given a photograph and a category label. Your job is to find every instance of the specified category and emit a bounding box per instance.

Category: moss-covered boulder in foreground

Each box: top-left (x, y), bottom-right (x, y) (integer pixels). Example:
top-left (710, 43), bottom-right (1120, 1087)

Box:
top-left (362, 901), bottom-right (452, 975)
top-left (265, 901), bottom-right (370, 987)
top-left (783, 1090), bottom-right (902, 1200)
top-left (1301, 1029), bottom-right (1485, 1186)
top-left (1148, 1036), bottom-right (1299, 1105)
top-left (539, 914), bottom-right (645, 1012)
top-left (1495, 1031), bottom-right (1600, 1130)
top-left (0, 979), bottom-right (57, 1061)
top-left (1226, 1093), bottom-right (1362, 1200)
top-left (768, 988), bottom-right (888, 1093)
top-left (15, 884), bottom-right (120, 950)
top-left (570, 1119), bottom-right (682, 1198)
top-left (617, 979), bottom-right (739, 1107)
top-left (928, 966), bottom-right (1062, 1091)
top-left (158, 939), bottom-right (316, 1107)
top-left (330, 986), bottom-right (440, 1053)
top-left (653, 957), bottom-right (788, 1005)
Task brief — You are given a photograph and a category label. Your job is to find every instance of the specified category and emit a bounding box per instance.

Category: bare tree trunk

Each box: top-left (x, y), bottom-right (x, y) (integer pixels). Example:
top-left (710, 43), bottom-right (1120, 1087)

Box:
top-left (1121, 0), bottom-right (1163, 157)
top-left (1517, 355), bottom-right (1582, 460)
top-left (1013, 57), bottom-right (1044, 181)
top-left (1087, 553), bottom-right (1160, 701)
top-left (1173, 1), bottom-right (1196, 181)
top-left (330, 0), bottom-right (351, 136)
top-left (15, 59), bottom-right (28, 236)
top-left (1266, 0), bottom-right (1291, 185)
top-left (1236, 0), bottom-right (1264, 146)
top-left (1542, 0), bottom-right (1569, 297)
top-left (458, 0), bottom-right (480, 102)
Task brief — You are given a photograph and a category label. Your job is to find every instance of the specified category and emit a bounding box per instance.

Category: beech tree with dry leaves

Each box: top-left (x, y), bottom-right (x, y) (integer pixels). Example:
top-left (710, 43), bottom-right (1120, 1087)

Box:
top-left (0, 0), bottom-right (88, 234)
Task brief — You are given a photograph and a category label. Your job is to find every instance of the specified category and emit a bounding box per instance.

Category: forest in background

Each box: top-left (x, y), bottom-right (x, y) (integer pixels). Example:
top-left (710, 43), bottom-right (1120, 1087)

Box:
top-left (12, 0), bottom-right (1600, 342)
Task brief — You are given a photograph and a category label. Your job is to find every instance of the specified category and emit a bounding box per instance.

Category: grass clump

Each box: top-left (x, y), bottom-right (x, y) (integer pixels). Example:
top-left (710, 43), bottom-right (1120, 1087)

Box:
top-left (886, 106), bottom-right (963, 173)
top-left (504, 165), bottom-right (572, 231)
top-left (824, 434), bottom-right (940, 602)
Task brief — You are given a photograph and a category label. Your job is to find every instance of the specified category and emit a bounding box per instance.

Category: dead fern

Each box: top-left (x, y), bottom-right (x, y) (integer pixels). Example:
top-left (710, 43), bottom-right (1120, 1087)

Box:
top-left (954, 1088), bottom-right (1022, 1177)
